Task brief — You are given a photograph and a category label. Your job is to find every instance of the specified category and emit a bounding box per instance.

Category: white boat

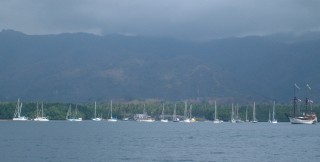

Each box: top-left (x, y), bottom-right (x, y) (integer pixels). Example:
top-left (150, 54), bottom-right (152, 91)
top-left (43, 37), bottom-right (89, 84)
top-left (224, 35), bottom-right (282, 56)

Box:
top-left (172, 104), bottom-right (180, 122)
top-left (92, 101), bottom-right (102, 121)
top-left (33, 103), bottom-right (49, 121)
top-left (136, 104), bottom-right (155, 122)
top-left (230, 103), bottom-right (236, 123)
top-left (122, 117), bottom-right (129, 121)
top-left (235, 104), bottom-right (244, 123)
top-left (107, 100), bottom-right (117, 122)
top-left (160, 103), bottom-right (168, 122)
top-left (251, 102), bottom-right (258, 123)
top-left (213, 101), bottom-right (223, 124)
top-left (13, 98), bottom-right (28, 121)
top-left (245, 106), bottom-right (249, 122)
top-left (183, 101), bottom-right (193, 123)
top-left (287, 84), bottom-right (317, 124)
top-left (66, 104), bottom-right (82, 121)
top-left (271, 101), bottom-right (277, 124)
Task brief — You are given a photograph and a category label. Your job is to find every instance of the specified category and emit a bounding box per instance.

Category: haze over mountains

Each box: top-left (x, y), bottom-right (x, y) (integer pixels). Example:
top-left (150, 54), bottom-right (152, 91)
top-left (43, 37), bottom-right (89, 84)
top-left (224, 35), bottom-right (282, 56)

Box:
top-left (1, 30), bottom-right (320, 103)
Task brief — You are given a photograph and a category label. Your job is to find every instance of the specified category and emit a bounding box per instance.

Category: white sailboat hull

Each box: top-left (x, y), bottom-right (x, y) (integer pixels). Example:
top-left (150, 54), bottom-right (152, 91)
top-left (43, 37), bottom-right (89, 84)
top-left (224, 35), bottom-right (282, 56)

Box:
top-left (160, 119), bottom-right (169, 122)
top-left (213, 119), bottom-right (223, 124)
top-left (288, 116), bottom-right (316, 124)
top-left (13, 116), bottom-right (28, 121)
top-left (33, 117), bottom-right (49, 121)
top-left (92, 118), bottom-right (102, 121)
top-left (138, 119), bottom-right (155, 122)
top-left (107, 118), bottom-right (118, 122)
top-left (67, 118), bottom-right (82, 121)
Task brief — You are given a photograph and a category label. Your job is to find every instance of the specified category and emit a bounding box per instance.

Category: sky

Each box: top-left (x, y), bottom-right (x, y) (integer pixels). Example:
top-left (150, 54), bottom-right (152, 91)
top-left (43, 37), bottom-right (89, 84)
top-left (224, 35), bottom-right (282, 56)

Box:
top-left (1, 0), bottom-right (320, 40)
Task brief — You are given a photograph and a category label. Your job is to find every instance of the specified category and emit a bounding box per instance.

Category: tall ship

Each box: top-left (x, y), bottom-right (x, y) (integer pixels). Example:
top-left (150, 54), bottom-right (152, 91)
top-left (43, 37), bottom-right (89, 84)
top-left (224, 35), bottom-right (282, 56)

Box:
top-left (287, 84), bottom-right (317, 124)
top-left (13, 98), bottom-right (28, 121)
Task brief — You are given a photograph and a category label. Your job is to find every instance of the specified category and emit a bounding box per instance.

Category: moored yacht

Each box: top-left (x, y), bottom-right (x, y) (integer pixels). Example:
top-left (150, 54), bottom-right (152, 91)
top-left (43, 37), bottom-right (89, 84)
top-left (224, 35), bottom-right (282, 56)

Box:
top-left (13, 98), bottom-right (28, 121)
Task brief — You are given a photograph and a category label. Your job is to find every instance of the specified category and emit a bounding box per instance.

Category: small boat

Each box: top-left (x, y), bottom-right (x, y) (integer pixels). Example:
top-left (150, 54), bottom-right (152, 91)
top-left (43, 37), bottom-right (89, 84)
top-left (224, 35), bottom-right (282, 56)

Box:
top-left (33, 103), bottom-right (49, 121)
top-left (230, 103), bottom-right (236, 123)
top-left (92, 101), bottom-right (102, 121)
top-left (160, 104), bottom-right (168, 122)
top-left (235, 104), bottom-right (244, 123)
top-left (287, 84), bottom-right (317, 124)
top-left (136, 104), bottom-right (155, 122)
top-left (245, 106), bottom-right (249, 122)
top-left (13, 98), bottom-right (28, 121)
top-left (183, 102), bottom-right (195, 122)
top-left (172, 104), bottom-right (180, 122)
top-left (107, 100), bottom-right (117, 122)
top-left (213, 101), bottom-right (223, 124)
top-left (66, 104), bottom-right (82, 121)
top-left (251, 102), bottom-right (258, 123)
top-left (271, 101), bottom-right (277, 124)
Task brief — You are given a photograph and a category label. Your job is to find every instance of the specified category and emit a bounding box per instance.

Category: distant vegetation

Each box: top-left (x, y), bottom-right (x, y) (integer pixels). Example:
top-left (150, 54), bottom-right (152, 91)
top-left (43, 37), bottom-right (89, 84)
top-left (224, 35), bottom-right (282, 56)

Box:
top-left (1, 101), bottom-right (319, 122)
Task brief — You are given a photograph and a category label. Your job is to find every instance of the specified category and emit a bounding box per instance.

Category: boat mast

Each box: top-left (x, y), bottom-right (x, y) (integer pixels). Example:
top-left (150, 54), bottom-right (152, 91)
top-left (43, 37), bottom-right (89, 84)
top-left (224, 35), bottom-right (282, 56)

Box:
top-left (214, 101), bottom-right (217, 120)
top-left (272, 101), bottom-right (275, 121)
top-left (173, 104), bottom-right (177, 120)
top-left (184, 101), bottom-right (188, 119)
top-left (94, 101), bottom-right (97, 118)
top-left (110, 100), bottom-right (113, 119)
top-left (305, 84), bottom-right (311, 114)
top-left (41, 103), bottom-right (44, 118)
top-left (245, 106), bottom-right (248, 122)
top-left (162, 103), bottom-right (165, 119)
top-left (253, 102), bottom-right (256, 121)
top-left (293, 84), bottom-right (298, 117)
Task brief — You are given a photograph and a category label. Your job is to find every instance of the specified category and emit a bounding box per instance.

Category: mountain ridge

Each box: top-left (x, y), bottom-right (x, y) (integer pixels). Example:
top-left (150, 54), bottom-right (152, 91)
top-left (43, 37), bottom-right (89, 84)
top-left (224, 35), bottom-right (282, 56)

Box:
top-left (0, 30), bottom-right (319, 103)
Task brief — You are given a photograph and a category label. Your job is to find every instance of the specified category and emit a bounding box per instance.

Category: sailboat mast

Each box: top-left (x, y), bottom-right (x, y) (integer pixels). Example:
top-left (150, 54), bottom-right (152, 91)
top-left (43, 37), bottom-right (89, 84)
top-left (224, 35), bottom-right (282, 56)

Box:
top-left (111, 100), bottom-right (113, 118)
top-left (246, 106), bottom-right (248, 121)
top-left (272, 101), bottom-right (275, 121)
top-left (41, 103), bottom-right (44, 118)
top-left (214, 101), bottom-right (217, 120)
top-left (253, 102), bottom-right (256, 121)
top-left (293, 84), bottom-right (297, 117)
top-left (173, 104), bottom-right (177, 120)
top-left (162, 103), bottom-right (165, 119)
top-left (94, 101), bottom-right (97, 118)
top-left (184, 101), bottom-right (187, 119)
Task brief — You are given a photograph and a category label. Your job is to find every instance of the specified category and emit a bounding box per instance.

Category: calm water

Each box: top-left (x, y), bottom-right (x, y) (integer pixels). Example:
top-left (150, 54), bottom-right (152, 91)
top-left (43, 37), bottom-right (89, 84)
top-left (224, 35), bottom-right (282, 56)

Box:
top-left (0, 121), bottom-right (319, 162)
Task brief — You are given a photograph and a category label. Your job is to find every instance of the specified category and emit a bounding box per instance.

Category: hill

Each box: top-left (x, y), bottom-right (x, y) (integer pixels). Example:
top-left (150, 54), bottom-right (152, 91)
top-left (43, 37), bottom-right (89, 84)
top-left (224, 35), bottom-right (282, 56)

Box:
top-left (0, 30), bottom-right (320, 103)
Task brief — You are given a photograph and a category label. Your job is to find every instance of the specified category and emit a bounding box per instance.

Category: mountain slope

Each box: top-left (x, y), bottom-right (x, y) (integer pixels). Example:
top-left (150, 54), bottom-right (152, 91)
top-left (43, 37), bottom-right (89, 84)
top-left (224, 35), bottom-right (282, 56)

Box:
top-left (0, 30), bottom-right (320, 103)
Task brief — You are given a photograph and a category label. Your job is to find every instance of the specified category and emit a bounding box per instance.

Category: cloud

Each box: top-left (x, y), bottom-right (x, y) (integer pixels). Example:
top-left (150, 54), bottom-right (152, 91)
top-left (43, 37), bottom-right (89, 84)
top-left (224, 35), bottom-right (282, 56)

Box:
top-left (1, 0), bottom-right (320, 40)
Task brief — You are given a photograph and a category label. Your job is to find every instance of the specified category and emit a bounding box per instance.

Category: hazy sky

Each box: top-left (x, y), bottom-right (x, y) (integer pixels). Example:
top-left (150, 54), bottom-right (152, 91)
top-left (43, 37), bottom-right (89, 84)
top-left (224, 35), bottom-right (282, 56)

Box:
top-left (1, 0), bottom-right (320, 40)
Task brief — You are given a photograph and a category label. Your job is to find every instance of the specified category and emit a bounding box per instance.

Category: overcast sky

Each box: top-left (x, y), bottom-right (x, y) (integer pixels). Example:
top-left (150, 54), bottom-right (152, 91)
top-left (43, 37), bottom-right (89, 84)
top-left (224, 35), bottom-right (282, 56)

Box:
top-left (1, 0), bottom-right (320, 40)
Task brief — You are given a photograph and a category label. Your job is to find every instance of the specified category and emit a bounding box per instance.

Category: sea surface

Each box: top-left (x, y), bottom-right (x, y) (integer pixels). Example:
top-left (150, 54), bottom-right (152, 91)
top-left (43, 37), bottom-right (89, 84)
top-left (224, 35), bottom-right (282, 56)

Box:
top-left (0, 121), bottom-right (319, 162)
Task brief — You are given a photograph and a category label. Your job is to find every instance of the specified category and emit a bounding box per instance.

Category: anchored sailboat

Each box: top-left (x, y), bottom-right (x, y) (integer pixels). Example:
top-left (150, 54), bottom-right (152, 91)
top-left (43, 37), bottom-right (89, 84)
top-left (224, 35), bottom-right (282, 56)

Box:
top-left (172, 104), bottom-right (180, 122)
top-left (160, 103), bottom-right (168, 122)
top-left (33, 103), bottom-right (49, 121)
top-left (271, 101), bottom-right (277, 124)
top-left (213, 101), bottom-right (223, 123)
top-left (107, 100), bottom-right (117, 122)
top-left (66, 104), bottom-right (82, 121)
top-left (287, 84), bottom-right (317, 124)
top-left (251, 102), bottom-right (258, 123)
top-left (230, 103), bottom-right (236, 123)
top-left (92, 101), bottom-right (102, 121)
top-left (13, 98), bottom-right (28, 121)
